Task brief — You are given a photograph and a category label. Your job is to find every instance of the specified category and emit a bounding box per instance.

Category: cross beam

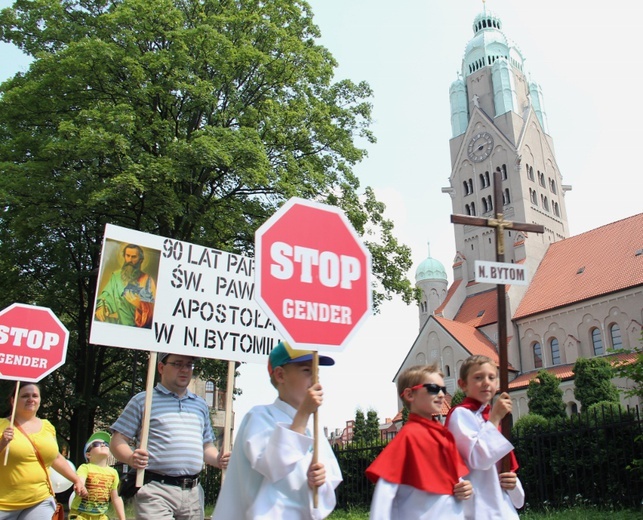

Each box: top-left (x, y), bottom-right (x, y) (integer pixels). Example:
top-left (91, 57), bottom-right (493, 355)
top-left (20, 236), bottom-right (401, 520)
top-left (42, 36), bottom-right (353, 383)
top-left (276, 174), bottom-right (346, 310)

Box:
top-left (451, 169), bottom-right (544, 453)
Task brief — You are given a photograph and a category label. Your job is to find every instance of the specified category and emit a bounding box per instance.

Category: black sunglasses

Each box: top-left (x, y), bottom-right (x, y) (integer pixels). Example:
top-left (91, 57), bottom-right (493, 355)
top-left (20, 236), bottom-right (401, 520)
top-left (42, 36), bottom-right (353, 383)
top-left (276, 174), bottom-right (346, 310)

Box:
top-left (410, 383), bottom-right (447, 395)
top-left (88, 441), bottom-right (109, 450)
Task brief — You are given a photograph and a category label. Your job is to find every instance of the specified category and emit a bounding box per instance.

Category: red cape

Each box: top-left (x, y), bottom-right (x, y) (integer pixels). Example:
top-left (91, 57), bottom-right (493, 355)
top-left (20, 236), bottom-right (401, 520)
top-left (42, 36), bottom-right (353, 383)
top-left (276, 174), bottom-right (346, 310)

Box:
top-left (445, 397), bottom-right (519, 472)
top-left (365, 413), bottom-right (469, 495)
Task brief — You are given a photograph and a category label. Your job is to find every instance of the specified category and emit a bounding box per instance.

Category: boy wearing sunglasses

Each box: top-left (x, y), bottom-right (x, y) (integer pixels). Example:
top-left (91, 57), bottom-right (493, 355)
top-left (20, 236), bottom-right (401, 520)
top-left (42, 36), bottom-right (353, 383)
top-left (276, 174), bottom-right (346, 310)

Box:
top-left (445, 355), bottom-right (524, 519)
top-left (69, 431), bottom-right (126, 520)
top-left (365, 364), bottom-right (473, 519)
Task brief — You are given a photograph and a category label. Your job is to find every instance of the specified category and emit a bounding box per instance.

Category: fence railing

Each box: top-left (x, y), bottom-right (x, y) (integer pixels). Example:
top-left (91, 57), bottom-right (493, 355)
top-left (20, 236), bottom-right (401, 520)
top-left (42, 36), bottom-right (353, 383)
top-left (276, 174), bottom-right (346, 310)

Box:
top-left (330, 405), bottom-right (642, 511)
top-left (192, 405), bottom-right (642, 511)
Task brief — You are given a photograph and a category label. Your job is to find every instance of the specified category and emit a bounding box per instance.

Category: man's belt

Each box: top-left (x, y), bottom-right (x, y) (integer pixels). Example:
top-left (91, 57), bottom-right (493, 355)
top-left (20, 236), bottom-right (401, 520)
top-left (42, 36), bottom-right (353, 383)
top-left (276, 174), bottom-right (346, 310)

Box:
top-left (144, 471), bottom-right (201, 490)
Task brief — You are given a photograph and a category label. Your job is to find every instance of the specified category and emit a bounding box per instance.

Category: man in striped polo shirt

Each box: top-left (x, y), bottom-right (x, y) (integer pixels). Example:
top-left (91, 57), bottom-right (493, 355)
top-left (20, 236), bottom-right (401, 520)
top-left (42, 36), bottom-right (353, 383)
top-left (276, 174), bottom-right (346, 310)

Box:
top-left (110, 353), bottom-right (230, 519)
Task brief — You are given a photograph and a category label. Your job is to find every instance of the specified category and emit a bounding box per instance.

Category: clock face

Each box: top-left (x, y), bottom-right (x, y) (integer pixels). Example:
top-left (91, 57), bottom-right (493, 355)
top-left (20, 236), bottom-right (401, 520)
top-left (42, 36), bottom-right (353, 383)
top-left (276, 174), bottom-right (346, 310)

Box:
top-left (467, 132), bottom-right (494, 162)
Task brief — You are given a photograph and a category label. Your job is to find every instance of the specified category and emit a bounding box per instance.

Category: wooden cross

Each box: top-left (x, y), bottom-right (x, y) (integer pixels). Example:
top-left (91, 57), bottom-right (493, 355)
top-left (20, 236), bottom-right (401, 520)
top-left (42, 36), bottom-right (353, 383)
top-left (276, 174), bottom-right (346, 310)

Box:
top-left (451, 169), bottom-right (544, 445)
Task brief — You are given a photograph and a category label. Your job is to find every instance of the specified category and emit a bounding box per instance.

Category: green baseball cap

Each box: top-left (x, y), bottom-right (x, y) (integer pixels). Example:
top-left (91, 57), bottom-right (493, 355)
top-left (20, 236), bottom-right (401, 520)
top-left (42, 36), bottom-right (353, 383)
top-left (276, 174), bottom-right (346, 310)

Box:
top-left (268, 341), bottom-right (334, 376)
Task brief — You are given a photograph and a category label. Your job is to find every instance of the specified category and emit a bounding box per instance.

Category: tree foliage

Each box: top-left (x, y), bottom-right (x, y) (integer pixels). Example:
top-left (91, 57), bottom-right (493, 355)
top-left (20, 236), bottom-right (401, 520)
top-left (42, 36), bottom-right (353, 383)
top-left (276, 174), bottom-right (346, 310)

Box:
top-left (611, 334), bottom-right (643, 400)
top-left (526, 369), bottom-right (566, 419)
top-left (573, 357), bottom-right (620, 411)
top-left (450, 388), bottom-right (465, 407)
top-left (365, 408), bottom-right (380, 444)
top-left (0, 0), bottom-right (414, 462)
top-left (351, 408), bottom-right (366, 445)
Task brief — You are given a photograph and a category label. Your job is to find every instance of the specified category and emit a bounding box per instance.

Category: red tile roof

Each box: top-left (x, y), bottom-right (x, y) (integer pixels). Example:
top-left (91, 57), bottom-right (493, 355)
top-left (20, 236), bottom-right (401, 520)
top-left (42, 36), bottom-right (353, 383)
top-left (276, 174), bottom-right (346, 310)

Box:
top-left (434, 316), bottom-right (518, 370)
top-left (435, 278), bottom-right (462, 315)
top-left (508, 351), bottom-right (639, 390)
top-left (453, 288), bottom-right (502, 327)
top-left (515, 213), bottom-right (643, 319)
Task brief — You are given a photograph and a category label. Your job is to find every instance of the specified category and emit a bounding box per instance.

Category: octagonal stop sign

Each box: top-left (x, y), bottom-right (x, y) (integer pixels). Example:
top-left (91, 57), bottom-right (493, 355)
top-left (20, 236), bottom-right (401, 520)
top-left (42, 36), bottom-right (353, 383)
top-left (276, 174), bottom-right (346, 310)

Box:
top-left (0, 303), bottom-right (69, 382)
top-left (255, 198), bottom-right (372, 351)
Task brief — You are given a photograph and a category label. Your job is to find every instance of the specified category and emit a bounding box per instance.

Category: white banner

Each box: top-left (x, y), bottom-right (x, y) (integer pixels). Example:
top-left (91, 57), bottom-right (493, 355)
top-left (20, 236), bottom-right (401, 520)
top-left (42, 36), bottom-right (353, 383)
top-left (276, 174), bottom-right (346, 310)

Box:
top-left (89, 224), bottom-right (282, 364)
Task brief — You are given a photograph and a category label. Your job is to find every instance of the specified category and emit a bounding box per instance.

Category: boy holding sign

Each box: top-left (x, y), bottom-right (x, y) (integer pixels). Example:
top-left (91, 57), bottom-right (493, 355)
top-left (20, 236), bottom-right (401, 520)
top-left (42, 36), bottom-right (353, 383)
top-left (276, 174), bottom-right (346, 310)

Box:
top-left (212, 341), bottom-right (342, 519)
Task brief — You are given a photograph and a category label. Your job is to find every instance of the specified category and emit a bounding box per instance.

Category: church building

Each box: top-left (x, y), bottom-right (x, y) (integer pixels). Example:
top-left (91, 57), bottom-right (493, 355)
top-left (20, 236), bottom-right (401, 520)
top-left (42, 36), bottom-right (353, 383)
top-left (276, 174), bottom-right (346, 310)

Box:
top-left (395, 8), bottom-right (642, 419)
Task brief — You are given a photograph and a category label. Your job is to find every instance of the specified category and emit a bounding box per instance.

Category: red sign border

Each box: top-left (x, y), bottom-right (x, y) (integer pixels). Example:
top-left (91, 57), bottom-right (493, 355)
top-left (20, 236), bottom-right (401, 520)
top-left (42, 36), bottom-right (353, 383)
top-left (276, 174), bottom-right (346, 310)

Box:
top-left (255, 197), bottom-right (372, 352)
top-left (0, 303), bottom-right (70, 382)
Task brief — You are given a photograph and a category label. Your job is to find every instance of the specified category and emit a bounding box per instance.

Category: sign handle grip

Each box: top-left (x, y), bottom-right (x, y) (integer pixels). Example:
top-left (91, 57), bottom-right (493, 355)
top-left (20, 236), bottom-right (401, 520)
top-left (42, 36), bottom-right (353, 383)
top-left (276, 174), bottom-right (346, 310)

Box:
top-left (221, 360), bottom-right (235, 482)
top-left (312, 351), bottom-right (319, 509)
top-left (136, 351), bottom-right (157, 487)
top-left (3, 382), bottom-right (20, 465)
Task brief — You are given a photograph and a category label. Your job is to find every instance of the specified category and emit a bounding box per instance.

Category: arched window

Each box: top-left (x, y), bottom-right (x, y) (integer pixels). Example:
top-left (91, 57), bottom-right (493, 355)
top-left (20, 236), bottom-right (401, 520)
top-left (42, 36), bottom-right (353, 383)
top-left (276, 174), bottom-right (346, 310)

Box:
top-left (463, 181), bottom-right (470, 195)
top-left (470, 202), bottom-right (476, 216)
top-left (468, 179), bottom-right (473, 194)
top-left (550, 338), bottom-right (560, 365)
top-left (541, 195), bottom-right (549, 211)
top-left (465, 204), bottom-right (471, 215)
top-left (503, 188), bottom-right (510, 205)
top-left (549, 178), bottom-right (557, 194)
top-left (530, 188), bottom-right (538, 205)
top-left (501, 164), bottom-right (508, 180)
top-left (482, 197), bottom-right (489, 213)
top-left (609, 324), bottom-right (622, 349)
top-left (533, 342), bottom-right (542, 368)
top-left (205, 380), bottom-right (215, 408)
top-left (591, 328), bottom-right (604, 355)
top-left (553, 202), bottom-right (560, 217)
top-left (445, 365), bottom-right (451, 377)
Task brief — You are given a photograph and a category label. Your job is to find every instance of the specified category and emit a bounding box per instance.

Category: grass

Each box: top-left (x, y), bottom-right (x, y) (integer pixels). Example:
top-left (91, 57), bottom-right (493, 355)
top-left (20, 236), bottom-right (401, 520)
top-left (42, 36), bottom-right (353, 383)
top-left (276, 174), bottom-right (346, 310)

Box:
top-left (122, 502), bottom-right (642, 519)
top-left (325, 506), bottom-right (643, 520)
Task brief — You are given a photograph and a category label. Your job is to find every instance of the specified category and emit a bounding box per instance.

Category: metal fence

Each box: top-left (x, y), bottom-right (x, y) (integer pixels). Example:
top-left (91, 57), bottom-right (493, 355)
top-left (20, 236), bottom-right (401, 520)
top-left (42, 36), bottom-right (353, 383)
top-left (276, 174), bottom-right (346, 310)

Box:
top-left (512, 405), bottom-right (642, 510)
top-left (329, 405), bottom-right (643, 511)
top-left (195, 405), bottom-right (642, 511)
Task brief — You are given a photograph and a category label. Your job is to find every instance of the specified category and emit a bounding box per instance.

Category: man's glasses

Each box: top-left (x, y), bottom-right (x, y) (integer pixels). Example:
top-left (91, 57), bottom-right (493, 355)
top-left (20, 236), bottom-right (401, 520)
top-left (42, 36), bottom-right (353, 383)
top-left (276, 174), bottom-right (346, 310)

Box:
top-left (165, 361), bottom-right (195, 370)
top-left (89, 441), bottom-right (109, 449)
top-left (410, 383), bottom-right (447, 395)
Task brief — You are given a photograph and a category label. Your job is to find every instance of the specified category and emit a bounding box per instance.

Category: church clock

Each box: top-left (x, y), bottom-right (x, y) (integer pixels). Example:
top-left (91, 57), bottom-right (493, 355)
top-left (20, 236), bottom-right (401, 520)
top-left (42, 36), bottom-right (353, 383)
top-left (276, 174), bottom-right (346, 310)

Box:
top-left (467, 132), bottom-right (494, 162)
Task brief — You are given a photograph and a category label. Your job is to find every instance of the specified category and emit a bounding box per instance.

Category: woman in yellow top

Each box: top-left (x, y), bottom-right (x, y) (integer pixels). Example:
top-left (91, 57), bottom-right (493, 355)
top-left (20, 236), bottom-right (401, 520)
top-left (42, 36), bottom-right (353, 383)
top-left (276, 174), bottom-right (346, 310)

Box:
top-left (0, 382), bottom-right (87, 519)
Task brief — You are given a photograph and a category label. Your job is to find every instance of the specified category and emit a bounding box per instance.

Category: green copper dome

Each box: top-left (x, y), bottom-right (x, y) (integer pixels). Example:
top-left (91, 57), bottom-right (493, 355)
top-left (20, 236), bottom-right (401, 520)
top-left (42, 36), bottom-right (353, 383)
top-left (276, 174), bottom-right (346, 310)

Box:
top-left (462, 9), bottom-right (524, 78)
top-left (415, 243), bottom-right (447, 283)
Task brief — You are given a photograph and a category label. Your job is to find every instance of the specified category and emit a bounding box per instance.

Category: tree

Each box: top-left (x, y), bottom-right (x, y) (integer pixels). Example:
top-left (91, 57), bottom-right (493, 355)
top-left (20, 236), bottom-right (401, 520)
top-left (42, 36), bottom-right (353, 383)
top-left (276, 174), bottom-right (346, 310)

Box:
top-left (526, 370), bottom-right (566, 419)
top-left (573, 357), bottom-right (620, 411)
top-left (365, 408), bottom-right (380, 444)
top-left (0, 0), bottom-right (414, 462)
top-left (612, 333), bottom-right (643, 401)
top-left (450, 389), bottom-right (466, 407)
top-left (351, 408), bottom-right (367, 445)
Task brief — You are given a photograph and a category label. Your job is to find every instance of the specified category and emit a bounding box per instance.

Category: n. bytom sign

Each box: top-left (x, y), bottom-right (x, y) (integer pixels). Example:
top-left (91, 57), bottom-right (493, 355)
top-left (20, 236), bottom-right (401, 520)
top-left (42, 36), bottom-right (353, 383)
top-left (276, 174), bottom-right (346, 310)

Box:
top-left (475, 260), bottom-right (529, 286)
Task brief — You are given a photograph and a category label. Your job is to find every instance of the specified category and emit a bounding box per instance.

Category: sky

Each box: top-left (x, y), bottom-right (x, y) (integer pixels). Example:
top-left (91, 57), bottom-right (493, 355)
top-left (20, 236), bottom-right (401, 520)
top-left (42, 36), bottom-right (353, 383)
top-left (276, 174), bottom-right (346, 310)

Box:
top-left (1, 0), bottom-right (642, 436)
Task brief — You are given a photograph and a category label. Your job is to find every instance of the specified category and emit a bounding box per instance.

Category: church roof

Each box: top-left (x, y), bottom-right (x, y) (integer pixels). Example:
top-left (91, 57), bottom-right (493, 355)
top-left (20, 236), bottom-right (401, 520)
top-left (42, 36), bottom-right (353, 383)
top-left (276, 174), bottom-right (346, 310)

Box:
top-left (461, 8), bottom-right (524, 78)
top-left (415, 243), bottom-right (447, 282)
top-left (508, 351), bottom-right (639, 390)
top-left (453, 288), bottom-right (500, 327)
top-left (434, 315), bottom-right (517, 371)
top-left (515, 213), bottom-right (643, 319)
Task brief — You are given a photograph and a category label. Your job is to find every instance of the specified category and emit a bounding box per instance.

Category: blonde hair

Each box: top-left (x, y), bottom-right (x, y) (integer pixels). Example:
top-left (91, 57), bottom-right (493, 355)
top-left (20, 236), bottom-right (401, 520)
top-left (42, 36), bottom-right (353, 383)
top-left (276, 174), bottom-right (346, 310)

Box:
top-left (458, 355), bottom-right (497, 382)
top-left (397, 364), bottom-right (443, 406)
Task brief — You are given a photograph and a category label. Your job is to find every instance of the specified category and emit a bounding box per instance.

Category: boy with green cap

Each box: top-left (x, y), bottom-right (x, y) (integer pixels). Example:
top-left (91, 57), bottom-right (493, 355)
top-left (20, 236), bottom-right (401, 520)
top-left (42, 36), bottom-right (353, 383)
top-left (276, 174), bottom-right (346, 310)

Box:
top-left (212, 341), bottom-right (342, 519)
top-left (69, 431), bottom-right (126, 520)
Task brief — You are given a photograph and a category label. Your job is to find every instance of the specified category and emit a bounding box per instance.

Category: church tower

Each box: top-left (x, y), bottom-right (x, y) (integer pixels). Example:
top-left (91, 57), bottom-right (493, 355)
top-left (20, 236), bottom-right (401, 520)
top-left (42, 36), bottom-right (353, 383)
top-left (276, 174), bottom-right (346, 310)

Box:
top-left (442, 8), bottom-right (571, 315)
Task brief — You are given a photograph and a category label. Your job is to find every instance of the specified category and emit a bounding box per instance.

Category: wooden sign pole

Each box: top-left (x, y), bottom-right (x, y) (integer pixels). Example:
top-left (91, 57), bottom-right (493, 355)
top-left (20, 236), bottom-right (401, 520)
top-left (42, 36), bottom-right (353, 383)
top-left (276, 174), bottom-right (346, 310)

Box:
top-left (3, 382), bottom-right (20, 465)
top-left (135, 351), bottom-right (157, 487)
top-left (221, 360), bottom-right (235, 482)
